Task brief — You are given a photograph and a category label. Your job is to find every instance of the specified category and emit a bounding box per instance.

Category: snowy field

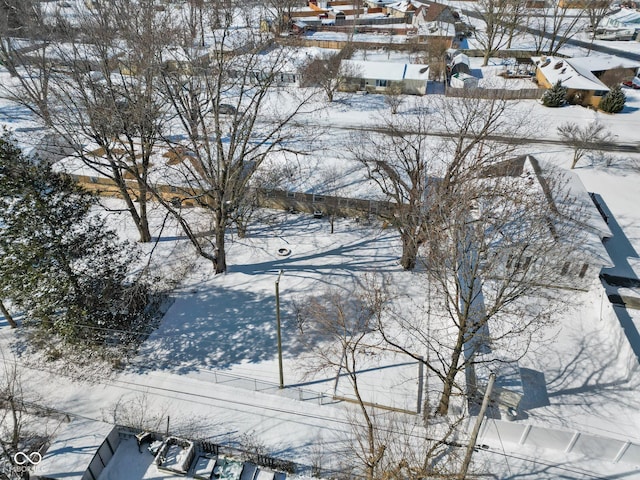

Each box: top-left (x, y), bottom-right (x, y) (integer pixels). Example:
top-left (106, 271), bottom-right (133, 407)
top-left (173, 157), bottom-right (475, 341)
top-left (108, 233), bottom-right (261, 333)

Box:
top-left (3, 23), bottom-right (640, 479)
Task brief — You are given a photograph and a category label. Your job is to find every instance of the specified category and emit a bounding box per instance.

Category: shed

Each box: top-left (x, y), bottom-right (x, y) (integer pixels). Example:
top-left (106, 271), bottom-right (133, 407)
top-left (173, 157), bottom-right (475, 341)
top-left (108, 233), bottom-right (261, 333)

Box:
top-left (450, 72), bottom-right (478, 88)
top-left (291, 21), bottom-right (308, 35)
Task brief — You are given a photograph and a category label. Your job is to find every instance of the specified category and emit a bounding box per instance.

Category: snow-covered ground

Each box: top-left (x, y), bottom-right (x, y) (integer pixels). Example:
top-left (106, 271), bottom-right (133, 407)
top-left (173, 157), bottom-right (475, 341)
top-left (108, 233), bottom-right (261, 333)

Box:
top-left (3, 23), bottom-right (640, 478)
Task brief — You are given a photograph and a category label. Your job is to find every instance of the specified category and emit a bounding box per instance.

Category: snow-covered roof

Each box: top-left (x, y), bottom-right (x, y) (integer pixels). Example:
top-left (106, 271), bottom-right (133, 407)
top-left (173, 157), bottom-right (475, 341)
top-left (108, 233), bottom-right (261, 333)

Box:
top-left (342, 59), bottom-right (429, 81)
top-left (415, 21), bottom-right (455, 36)
top-left (450, 52), bottom-right (470, 67)
top-left (569, 54), bottom-right (640, 73)
top-left (36, 419), bottom-right (115, 480)
top-left (602, 8), bottom-right (640, 28)
top-left (533, 56), bottom-right (608, 92)
top-left (527, 156), bottom-right (614, 269)
top-left (534, 54), bottom-right (640, 92)
top-left (387, 0), bottom-right (423, 12)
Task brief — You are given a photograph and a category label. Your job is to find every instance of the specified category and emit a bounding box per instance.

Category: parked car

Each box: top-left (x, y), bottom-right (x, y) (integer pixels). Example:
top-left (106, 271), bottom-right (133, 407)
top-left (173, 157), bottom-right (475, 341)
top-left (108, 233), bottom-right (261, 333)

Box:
top-left (218, 103), bottom-right (237, 115)
top-left (622, 79), bottom-right (640, 89)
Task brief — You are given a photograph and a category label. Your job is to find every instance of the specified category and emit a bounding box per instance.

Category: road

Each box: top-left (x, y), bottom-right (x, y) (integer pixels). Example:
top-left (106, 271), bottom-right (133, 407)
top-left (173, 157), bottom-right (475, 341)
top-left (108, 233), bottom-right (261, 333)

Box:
top-left (461, 8), bottom-right (640, 62)
top-left (292, 119), bottom-right (640, 154)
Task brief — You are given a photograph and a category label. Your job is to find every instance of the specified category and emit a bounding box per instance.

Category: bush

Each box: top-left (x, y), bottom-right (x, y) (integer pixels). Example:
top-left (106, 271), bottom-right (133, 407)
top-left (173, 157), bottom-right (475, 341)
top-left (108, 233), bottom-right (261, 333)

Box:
top-left (599, 85), bottom-right (626, 113)
top-left (542, 81), bottom-right (567, 107)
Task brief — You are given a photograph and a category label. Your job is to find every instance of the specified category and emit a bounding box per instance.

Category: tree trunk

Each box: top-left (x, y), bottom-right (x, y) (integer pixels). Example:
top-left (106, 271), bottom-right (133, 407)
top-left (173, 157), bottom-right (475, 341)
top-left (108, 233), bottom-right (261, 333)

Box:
top-left (112, 168), bottom-right (152, 243)
top-left (215, 215), bottom-right (227, 274)
top-left (400, 233), bottom-right (419, 270)
top-left (137, 183), bottom-right (152, 243)
top-left (0, 300), bottom-right (17, 328)
top-left (437, 328), bottom-right (466, 415)
top-left (571, 152), bottom-right (580, 169)
top-left (482, 50), bottom-right (491, 67)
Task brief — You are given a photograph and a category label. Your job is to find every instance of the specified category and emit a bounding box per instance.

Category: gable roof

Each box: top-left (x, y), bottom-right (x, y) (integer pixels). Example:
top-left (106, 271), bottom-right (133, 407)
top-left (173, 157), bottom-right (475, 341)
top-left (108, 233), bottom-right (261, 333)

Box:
top-left (341, 59), bottom-right (429, 81)
top-left (418, 1), bottom-right (449, 21)
top-left (533, 56), bottom-right (608, 91)
top-left (481, 155), bottom-right (613, 269)
top-left (533, 54), bottom-right (640, 92)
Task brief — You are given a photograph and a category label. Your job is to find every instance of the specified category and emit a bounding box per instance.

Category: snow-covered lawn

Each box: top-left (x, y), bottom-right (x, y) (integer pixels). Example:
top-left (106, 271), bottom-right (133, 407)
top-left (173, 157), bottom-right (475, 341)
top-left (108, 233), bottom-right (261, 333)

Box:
top-left (3, 39), bottom-right (640, 476)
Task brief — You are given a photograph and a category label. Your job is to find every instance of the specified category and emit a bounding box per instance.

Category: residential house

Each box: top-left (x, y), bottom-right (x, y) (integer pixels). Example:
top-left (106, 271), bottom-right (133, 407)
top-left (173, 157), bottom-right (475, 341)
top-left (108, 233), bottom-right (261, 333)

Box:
top-left (340, 59), bottom-right (430, 94)
top-left (480, 155), bottom-right (613, 287)
top-left (598, 8), bottom-right (640, 40)
top-left (533, 54), bottom-right (640, 108)
top-left (412, 1), bottom-right (457, 39)
top-left (384, 0), bottom-right (421, 18)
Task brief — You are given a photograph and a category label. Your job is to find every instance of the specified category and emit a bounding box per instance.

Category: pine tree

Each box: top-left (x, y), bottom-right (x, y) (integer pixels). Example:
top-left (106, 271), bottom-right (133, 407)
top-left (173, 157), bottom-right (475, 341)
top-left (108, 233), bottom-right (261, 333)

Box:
top-left (541, 80), bottom-right (567, 107)
top-left (599, 85), bottom-right (626, 114)
top-left (0, 133), bottom-right (151, 346)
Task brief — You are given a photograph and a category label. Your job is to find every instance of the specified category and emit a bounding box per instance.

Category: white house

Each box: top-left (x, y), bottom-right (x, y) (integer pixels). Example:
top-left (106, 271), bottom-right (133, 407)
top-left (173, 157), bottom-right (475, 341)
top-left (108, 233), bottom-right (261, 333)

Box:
top-left (340, 59), bottom-right (429, 95)
top-left (599, 8), bottom-right (640, 40)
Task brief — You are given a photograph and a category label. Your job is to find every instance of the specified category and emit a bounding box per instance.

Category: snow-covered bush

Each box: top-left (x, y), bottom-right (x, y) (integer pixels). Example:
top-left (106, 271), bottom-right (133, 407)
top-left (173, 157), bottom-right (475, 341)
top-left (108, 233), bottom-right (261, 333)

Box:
top-left (599, 85), bottom-right (626, 113)
top-left (541, 81), bottom-right (567, 107)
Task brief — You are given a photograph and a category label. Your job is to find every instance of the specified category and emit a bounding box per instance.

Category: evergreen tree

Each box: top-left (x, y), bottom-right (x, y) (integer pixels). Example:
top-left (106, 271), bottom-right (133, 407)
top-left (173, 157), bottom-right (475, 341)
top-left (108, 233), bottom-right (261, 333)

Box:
top-left (541, 80), bottom-right (567, 107)
top-left (0, 133), bottom-right (151, 346)
top-left (599, 85), bottom-right (626, 114)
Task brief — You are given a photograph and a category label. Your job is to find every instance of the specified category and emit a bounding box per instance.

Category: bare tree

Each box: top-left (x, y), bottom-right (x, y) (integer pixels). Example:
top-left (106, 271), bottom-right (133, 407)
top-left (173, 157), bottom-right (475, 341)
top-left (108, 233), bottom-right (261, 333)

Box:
top-left (0, 356), bottom-right (48, 477)
top-left (0, 360), bottom-right (26, 457)
top-left (349, 92), bottom-right (585, 415)
top-left (295, 280), bottom-right (388, 480)
top-left (585, 0), bottom-right (613, 51)
top-left (529, 3), bottom-right (585, 55)
top-left (105, 392), bottom-right (170, 433)
top-left (350, 93), bottom-right (531, 271)
top-left (40, 0), bottom-right (175, 243)
top-left (416, 37), bottom-right (450, 82)
top-left (296, 278), bottom-right (469, 478)
top-left (348, 109), bottom-right (434, 270)
top-left (505, 0), bottom-right (530, 49)
top-left (0, 0), bottom-right (40, 74)
top-left (0, 0), bottom-right (54, 125)
top-left (261, 0), bottom-right (305, 33)
top-left (557, 121), bottom-right (613, 169)
top-left (473, 0), bottom-right (513, 66)
top-left (379, 158), bottom-right (586, 416)
top-left (157, 5), bottom-right (319, 273)
top-left (301, 46), bottom-right (357, 102)
top-left (383, 84), bottom-right (404, 114)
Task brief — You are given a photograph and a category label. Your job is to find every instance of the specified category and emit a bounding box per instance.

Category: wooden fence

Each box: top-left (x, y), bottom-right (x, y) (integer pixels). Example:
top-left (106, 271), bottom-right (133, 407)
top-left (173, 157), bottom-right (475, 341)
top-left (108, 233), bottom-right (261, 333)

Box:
top-left (68, 173), bottom-right (398, 219)
top-left (444, 85), bottom-right (545, 99)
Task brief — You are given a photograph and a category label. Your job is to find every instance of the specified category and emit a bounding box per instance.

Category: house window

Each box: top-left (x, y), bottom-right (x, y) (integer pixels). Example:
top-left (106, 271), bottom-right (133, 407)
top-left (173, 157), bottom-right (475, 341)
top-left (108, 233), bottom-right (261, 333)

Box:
top-left (376, 79), bottom-right (388, 87)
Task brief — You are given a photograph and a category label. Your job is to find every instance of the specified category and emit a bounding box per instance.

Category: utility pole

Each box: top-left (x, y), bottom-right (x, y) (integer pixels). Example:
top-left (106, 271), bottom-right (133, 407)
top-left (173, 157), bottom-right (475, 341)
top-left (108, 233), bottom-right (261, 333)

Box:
top-left (275, 270), bottom-right (284, 389)
top-left (459, 373), bottom-right (496, 479)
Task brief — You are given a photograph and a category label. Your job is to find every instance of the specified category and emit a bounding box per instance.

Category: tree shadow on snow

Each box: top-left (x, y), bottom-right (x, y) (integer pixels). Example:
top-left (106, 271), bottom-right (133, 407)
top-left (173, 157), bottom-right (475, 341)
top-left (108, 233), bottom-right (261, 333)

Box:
top-left (131, 281), bottom-right (366, 375)
top-left (132, 286), bottom-right (285, 373)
